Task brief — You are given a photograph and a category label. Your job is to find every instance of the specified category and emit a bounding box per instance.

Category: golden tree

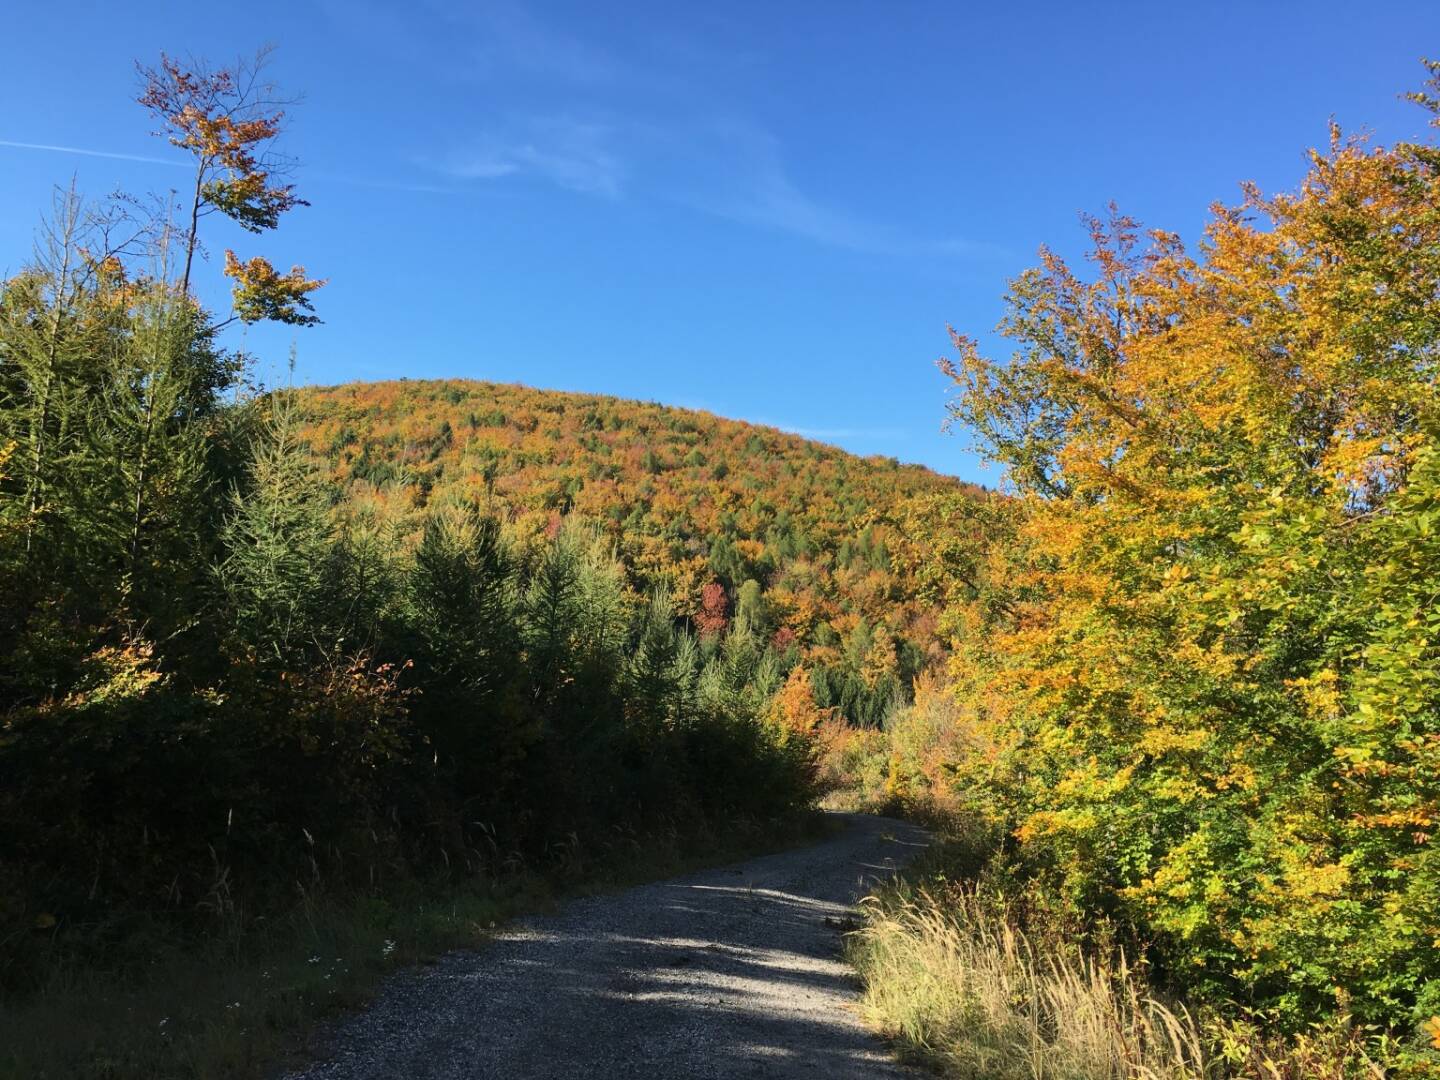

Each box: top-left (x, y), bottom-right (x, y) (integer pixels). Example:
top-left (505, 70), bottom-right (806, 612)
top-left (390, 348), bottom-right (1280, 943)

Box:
top-left (137, 49), bottom-right (323, 323)
top-left (936, 63), bottom-right (1440, 1034)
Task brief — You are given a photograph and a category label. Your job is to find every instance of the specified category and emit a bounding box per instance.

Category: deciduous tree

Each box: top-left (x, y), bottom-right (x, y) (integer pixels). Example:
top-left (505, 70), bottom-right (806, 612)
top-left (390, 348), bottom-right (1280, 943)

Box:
top-left (137, 48), bottom-right (323, 323)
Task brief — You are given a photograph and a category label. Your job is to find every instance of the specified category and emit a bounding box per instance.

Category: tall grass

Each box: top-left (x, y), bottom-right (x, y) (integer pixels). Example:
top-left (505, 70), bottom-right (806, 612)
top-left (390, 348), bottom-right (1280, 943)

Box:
top-left (849, 883), bottom-right (1205, 1080)
top-left (845, 842), bottom-right (1404, 1079)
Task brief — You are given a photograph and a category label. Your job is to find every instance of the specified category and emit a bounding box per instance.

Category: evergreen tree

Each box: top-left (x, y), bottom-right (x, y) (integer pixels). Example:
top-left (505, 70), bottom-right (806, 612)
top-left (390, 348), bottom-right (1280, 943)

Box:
top-left (624, 590), bottom-right (694, 728)
top-left (81, 283), bottom-right (231, 615)
top-left (405, 505), bottom-right (524, 808)
top-left (409, 506), bottom-right (517, 695)
top-left (217, 390), bottom-right (336, 659)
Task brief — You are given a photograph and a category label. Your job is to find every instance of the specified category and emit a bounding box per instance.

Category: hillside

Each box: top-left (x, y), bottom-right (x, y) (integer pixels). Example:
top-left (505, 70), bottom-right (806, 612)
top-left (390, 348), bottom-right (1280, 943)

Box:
top-left (296, 379), bottom-right (976, 725)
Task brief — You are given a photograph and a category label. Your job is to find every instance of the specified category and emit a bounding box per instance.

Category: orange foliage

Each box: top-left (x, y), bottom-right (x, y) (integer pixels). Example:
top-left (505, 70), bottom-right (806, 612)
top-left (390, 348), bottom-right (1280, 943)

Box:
top-left (295, 379), bottom-right (983, 716)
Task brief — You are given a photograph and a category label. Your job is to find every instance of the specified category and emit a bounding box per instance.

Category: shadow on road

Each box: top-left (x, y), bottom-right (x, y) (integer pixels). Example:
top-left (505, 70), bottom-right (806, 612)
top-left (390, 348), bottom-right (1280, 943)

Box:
top-left (288, 813), bottom-right (928, 1080)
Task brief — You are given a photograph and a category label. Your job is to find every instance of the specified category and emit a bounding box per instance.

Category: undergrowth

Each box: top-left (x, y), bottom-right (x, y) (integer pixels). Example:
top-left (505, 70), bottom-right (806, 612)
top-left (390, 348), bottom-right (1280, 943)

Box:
top-left (845, 830), bottom-right (1432, 1080)
top-left (0, 811), bottom-right (827, 1080)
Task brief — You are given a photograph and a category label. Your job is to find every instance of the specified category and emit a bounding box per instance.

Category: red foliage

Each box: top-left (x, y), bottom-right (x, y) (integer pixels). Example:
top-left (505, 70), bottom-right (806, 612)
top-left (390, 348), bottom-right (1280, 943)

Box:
top-left (695, 581), bottom-right (730, 636)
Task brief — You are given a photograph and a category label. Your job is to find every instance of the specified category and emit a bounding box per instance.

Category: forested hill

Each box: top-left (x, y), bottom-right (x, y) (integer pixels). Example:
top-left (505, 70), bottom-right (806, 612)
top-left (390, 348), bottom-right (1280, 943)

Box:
top-left (295, 378), bottom-right (977, 725)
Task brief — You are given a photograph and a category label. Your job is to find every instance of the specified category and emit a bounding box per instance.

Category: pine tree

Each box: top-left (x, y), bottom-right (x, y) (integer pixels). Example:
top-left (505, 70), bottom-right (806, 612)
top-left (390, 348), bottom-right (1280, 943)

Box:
top-left (217, 389), bottom-right (336, 659)
top-left (78, 279), bottom-right (229, 614)
top-left (624, 590), bottom-right (693, 728)
top-left (409, 506), bottom-right (517, 693)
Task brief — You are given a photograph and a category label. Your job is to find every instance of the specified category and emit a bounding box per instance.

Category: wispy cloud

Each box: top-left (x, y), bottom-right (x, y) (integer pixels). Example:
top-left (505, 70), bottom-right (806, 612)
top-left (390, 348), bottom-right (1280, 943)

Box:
top-left (724, 173), bottom-right (1009, 259)
top-left (330, 3), bottom-right (1006, 258)
top-left (0, 139), bottom-right (186, 168)
top-left (695, 135), bottom-right (912, 254)
top-left (2, 136), bottom-right (466, 197)
top-left (678, 122), bottom-right (1009, 258)
top-left (436, 112), bottom-right (1003, 256)
top-left (443, 115), bottom-right (625, 197)
top-left (641, 119), bottom-right (1012, 259)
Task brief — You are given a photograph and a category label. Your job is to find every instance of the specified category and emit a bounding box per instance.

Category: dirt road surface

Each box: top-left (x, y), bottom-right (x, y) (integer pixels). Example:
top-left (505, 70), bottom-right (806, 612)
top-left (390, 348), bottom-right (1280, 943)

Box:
top-left (284, 813), bottom-right (928, 1079)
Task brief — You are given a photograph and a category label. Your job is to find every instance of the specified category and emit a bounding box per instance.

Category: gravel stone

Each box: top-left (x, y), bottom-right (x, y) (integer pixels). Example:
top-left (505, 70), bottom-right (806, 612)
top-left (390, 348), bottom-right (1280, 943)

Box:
top-left (283, 812), bottom-right (929, 1079)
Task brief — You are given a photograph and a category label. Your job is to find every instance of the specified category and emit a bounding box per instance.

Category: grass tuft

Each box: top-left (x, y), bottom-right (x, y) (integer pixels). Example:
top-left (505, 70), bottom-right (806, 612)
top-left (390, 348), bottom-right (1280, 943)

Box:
top-left (848, 880), bottom-right (1205, 1080)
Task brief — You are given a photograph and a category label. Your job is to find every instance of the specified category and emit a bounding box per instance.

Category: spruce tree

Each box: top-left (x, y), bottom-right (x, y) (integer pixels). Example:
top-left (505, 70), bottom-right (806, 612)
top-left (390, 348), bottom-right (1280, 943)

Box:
top-left (409, 506), bottom-right (517, 694)
top-left (217, 389), bottom-right (336, 660)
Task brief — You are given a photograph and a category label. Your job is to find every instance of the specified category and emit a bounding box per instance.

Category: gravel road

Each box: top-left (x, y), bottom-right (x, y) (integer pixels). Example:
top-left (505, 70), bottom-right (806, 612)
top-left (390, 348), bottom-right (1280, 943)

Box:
top-left (284, 813), bottom-right (928, 1079)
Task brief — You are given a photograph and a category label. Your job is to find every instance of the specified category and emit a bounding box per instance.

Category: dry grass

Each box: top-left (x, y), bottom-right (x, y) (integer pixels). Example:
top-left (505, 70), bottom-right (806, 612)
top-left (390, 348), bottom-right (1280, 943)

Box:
top-left (845, 871), bottom-right (1410, 1079)
top-left (848, 883), bottom-right (1207, 1080)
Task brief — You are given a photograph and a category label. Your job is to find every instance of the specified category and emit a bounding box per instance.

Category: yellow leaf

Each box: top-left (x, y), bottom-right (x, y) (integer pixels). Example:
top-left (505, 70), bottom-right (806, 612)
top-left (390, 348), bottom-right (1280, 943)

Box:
top-left (1424, 1015), bottom-right (1440, 1050)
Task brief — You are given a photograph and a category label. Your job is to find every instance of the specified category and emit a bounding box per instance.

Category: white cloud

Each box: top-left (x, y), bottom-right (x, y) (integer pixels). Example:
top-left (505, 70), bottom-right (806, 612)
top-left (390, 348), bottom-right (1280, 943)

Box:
top-left (348, 6), bottom-right (1006, 257)
top-left (1, 136), bottom-right (469, 198)
top-left (0, 139), bottom-right (185, 167)
top-left (674, 121), bottom-right (1010, 259)
top-left (444, 116), bottom-right (625, 197)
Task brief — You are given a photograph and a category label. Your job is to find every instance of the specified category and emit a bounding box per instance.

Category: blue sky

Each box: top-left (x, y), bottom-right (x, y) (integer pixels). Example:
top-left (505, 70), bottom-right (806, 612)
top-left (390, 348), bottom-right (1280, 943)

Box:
top-left (3, 2), bottom-right (1437, 483)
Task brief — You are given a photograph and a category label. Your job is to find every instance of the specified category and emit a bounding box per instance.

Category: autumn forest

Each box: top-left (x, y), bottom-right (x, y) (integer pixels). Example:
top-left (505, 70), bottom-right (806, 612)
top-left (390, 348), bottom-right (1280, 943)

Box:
top-left (3, 44), bottom-right (1440, 1080)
